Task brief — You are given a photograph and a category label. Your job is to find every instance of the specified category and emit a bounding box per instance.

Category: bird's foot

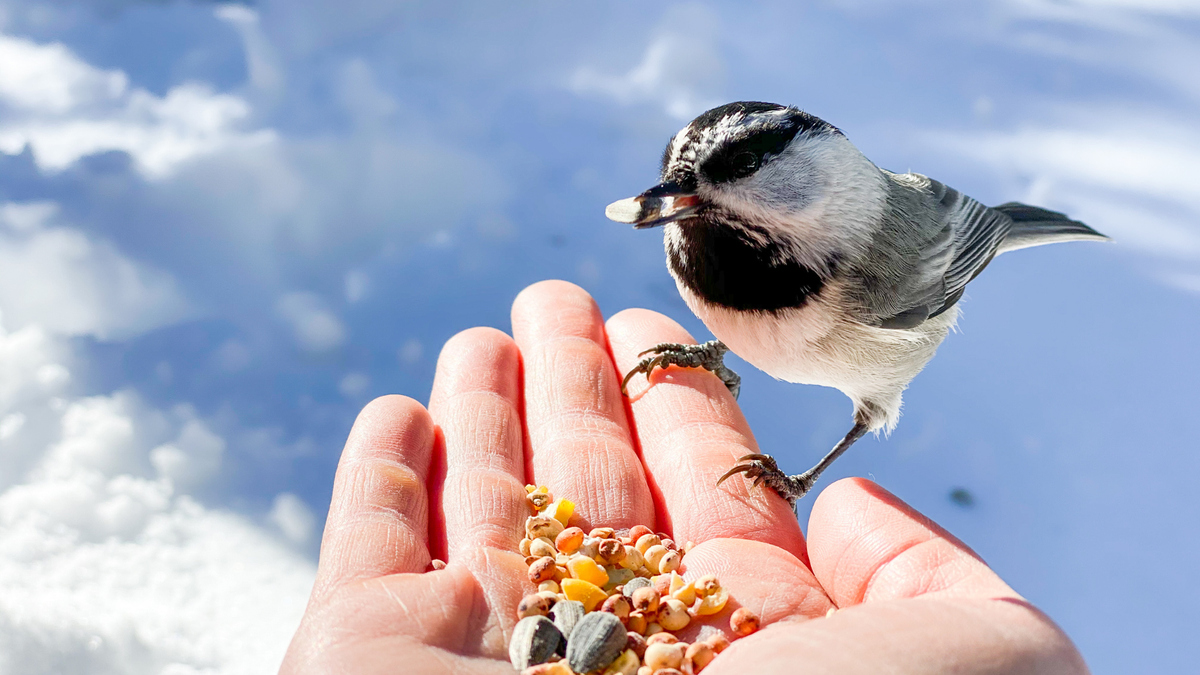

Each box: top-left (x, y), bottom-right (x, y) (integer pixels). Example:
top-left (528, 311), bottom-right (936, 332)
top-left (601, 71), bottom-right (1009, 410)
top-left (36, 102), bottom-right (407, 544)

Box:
top-left (620, 340), bottom-right (741, 399)
top-left (717, 453), bottom-right (814, 508)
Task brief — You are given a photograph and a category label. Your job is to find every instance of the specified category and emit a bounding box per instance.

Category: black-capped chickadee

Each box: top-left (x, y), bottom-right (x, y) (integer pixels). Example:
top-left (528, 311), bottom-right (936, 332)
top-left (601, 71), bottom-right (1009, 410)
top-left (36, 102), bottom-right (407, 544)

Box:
top-left (606, 101), bottom-right (1108, 506)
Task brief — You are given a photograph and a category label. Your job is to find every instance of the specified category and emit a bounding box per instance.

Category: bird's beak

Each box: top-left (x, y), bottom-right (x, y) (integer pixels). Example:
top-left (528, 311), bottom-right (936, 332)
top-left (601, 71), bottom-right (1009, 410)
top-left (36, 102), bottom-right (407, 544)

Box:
top-left (605, 181), bottom-right (701, 229)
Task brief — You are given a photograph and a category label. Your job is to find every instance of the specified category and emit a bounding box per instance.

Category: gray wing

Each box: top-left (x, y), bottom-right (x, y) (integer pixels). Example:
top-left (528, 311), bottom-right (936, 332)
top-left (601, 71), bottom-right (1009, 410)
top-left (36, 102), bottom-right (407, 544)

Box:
top-left (856, 172), bottom-right (1011, 329)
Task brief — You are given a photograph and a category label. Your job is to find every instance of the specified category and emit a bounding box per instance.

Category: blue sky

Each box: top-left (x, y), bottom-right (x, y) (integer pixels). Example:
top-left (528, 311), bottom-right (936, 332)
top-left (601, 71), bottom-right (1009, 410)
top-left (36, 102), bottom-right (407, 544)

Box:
top-left (0, 0), bottom-right (1198, 672)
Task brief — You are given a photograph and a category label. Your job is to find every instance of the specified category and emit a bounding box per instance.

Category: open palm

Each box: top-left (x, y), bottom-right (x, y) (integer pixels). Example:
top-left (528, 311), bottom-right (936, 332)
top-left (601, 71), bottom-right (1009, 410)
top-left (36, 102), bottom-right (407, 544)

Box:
top-left (281, 280), bottom-right (1086, 675)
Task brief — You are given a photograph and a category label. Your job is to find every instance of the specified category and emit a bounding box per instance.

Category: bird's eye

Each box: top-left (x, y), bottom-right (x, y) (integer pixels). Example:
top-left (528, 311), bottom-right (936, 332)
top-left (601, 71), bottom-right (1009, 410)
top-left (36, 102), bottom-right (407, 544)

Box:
top-left (732, 152), bottom-right (759, 178)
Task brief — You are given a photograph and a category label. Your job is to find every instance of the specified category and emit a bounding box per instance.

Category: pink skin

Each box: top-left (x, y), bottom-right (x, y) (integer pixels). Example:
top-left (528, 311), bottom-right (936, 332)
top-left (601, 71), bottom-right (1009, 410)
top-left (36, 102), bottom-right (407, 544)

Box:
top-left (281, 280), bottom-right (1088, 675)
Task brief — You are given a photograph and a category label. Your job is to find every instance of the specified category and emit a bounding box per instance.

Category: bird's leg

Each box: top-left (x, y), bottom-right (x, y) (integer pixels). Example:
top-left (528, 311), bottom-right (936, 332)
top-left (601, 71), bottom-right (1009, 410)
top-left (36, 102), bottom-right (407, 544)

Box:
top-left (621, 340), bottom-right (741, 399)
top-left (718, 420), bottom-right (869, 507)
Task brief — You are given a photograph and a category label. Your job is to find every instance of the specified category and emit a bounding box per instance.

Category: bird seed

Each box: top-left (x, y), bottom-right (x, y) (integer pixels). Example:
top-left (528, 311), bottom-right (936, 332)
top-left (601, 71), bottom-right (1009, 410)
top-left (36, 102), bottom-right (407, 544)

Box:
top-left (511, 485), bottom-right (757, 674)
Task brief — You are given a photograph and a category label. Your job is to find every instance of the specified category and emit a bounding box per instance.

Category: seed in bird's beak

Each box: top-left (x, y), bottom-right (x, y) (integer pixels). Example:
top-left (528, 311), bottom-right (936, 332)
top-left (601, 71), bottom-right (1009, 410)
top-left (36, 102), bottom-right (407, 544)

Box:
top-left (605, 196), bottom-right (655, 223)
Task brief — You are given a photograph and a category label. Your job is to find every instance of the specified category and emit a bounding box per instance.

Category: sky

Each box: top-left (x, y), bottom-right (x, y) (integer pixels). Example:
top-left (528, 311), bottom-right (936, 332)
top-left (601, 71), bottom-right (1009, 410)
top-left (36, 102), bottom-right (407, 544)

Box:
top-left (0, 0), bottom-right (1197, 672)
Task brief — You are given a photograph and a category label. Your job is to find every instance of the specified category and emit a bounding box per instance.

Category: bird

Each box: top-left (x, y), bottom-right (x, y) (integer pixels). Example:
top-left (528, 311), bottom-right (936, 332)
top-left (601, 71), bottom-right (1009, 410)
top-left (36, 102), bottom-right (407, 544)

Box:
top-left (605, 101), bottom-right (1108, 507)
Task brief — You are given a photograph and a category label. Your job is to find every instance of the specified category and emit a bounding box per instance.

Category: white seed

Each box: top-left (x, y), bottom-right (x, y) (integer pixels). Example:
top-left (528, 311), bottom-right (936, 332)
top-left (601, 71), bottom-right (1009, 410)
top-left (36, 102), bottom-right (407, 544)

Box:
top-left (619, 545), bottom-right (644, 571)
top-left (657, 597), bottom-right (690, 631)
top-left (530, 537), bottom-right (557, 558)
top-left (657, 549), bottom-right (681, 575)
top-left (643, 545), bottom-right (668, 574)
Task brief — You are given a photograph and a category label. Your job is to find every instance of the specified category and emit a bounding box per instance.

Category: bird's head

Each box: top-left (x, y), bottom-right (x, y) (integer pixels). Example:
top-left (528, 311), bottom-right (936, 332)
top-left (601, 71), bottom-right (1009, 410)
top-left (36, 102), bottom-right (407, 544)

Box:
top-left (606, 101), bottom-right (853, 232)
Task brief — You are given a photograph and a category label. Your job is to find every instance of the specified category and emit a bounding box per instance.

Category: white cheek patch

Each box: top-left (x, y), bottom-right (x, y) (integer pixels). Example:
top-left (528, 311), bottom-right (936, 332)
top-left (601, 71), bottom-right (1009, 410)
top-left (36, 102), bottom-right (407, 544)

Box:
top-left (705, 133), bottom-right (888, 274)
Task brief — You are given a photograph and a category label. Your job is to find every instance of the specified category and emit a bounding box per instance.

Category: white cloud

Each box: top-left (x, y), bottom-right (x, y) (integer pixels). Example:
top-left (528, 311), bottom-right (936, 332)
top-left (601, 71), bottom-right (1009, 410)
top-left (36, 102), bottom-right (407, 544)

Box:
top-left (268, 492), bottom-right (316, 545)
top-left (337, 371), bottom-right (369, 398)
top-left (0, 201), bottom-right (190, 340)
top-left (150, 418), bottom-right (227, 494)
top-left (214, 5), bottom-right (285, 98)
top-left (344, 269), bottom-right (369, 303)
top-left (0, 359), bottom-right (314, 674)
top-left (0, 412), bottom-right (25, 440)
top-left (0, 318), bottom-right (70, 416)
top-left (398, 338), bottom-right (423, 365)
top-left (1011, 0), bottom-right (1200, 18)
top-left (569, 8), bottom-right (725, 120)
top-left (0, 33), bottom-right (275, 178)
top-left (212, 339), bottom-right (252, 373)
top-left (276, 292), bottom-right (346, 353)
top-left (0, 496), bottom-right (314, 675)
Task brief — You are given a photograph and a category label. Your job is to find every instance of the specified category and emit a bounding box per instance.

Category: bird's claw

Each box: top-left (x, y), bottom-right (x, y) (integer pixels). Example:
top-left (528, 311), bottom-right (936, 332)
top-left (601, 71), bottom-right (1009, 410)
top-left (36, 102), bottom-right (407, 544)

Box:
top-left (619, 340), bottom-right (741, 399)
top-left (716, 453), bottom-right (809, 507)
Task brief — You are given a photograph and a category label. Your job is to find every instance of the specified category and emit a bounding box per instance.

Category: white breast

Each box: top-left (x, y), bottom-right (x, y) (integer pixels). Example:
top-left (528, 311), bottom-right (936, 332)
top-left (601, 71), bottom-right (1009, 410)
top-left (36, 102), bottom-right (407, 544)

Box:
top-left (674, 279), bottom-right (956, 432)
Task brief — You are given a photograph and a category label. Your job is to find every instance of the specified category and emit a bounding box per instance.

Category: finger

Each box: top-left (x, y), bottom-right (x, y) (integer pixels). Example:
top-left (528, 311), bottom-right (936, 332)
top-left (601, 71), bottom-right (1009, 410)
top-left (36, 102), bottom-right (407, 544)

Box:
top-left (428, 327), bottom-right (528, 560)
top-left (605, 308), bottom-right (807, 559)
top-left (313, 395), bottom-right (436, 599)
top-left (706, 597), bottom-right (1088, 675)
top-left (511, 280), bottom-right (655, 530)
top-left (807, 478), bottom-right (1018, 607)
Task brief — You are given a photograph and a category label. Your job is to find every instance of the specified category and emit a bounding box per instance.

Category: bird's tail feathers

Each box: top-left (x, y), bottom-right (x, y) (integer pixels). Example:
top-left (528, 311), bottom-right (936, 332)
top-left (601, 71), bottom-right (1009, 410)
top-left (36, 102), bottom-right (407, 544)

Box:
top-left (993, 202), bottom-right (1110, 253)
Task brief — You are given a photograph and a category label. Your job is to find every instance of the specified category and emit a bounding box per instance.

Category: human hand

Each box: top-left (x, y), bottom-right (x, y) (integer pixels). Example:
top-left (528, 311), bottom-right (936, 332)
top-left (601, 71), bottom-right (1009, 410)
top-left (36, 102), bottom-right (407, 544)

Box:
top-left (281, 280), bottom-right (1087, 674)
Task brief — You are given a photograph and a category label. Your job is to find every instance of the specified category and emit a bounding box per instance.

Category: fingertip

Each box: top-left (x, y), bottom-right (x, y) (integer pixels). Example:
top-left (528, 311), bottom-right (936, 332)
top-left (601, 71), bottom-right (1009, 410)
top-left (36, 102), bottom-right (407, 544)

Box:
top-left (605, 307), bottom-right (695, 348)
top-left (431, 327), bottom-right (521, 407)
top-left (513, 279), bottom-right (593, 310)
top-left (511, 279), bottom-right (604, 344)
top-left (807, 477), bottom-right (1011, 607)
top-left (809, 477), bottom-right (882, 523)
top-left (344, 395), bottom-right (436, 467)
top-left (438, 326), bottom-right (519, 368)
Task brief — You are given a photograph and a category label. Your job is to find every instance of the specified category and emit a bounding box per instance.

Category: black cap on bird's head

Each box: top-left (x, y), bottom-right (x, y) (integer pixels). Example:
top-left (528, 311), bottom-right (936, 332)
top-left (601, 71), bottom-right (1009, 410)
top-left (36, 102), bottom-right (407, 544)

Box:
top-left (605, 101), bottom-right (841, 228)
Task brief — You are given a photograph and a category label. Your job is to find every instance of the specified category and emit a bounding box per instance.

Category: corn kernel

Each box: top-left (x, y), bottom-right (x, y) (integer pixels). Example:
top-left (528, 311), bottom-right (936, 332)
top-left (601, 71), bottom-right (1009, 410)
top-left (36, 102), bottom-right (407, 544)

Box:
top-left (692, 587), bottom-right (729, 616)
top-left (545, 498), bottom-right (574, 526)
top-left (561, 578), bottom-right (609, 611)
top-left (669, 575), bottom-right (696, 606)
top-left (602, 649), bottom-right (640, 675)
top-left (567, 556), bottom-right (610, 587)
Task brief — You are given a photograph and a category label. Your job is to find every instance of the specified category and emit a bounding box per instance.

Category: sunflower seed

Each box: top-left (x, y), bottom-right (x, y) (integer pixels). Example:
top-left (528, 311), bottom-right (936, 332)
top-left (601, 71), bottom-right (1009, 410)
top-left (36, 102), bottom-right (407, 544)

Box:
top-left (549, 600), bottom-right (585, 642)
top-left (509, 615), bottom-right (564, 670)
top-left (566, 611), bottom-right (626, 674)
